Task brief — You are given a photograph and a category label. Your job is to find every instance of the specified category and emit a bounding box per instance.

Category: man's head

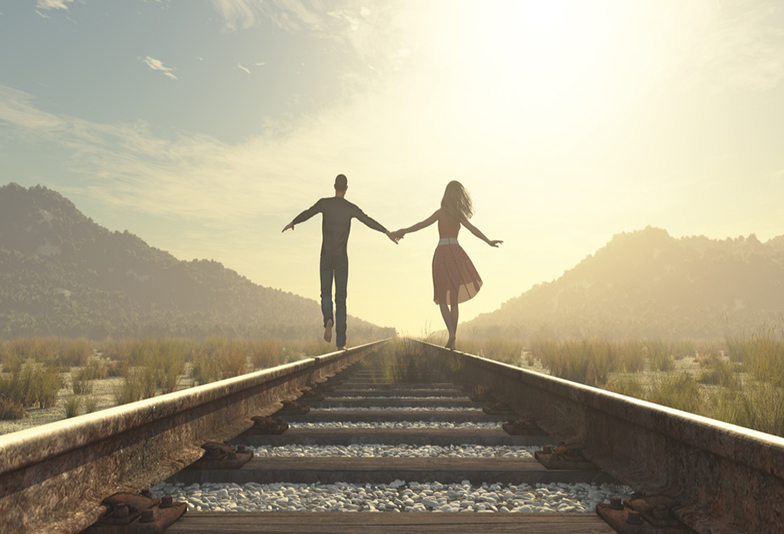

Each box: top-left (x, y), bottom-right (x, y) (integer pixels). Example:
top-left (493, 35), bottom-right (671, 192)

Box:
top-left (334, 174), bottom-right (348, 195)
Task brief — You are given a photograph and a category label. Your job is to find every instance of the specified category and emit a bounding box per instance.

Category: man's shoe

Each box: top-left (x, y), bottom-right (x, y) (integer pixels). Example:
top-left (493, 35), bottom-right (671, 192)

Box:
top-left (324, 319), bottom-right (333, 343)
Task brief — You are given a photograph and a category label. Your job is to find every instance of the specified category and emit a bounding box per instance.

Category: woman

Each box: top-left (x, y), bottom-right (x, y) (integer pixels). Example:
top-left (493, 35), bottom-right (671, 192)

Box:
top-left (392, 181), bottom-right (502, 349)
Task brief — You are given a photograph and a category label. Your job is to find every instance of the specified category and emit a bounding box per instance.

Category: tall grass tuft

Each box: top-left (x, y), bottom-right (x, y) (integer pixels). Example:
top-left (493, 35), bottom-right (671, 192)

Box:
top-left (706, 383), bottom-right (784, 436)
top-left (84, 395), bottom-right (98, 413)
top-left (0, 394), bottom-right (28, 420)
top-left (644, 338), bottom-right (675, 372)
top-left (606, 374), bottom-right (645, 399)
top-left (251, 339), bottom-right (282, 369)
top-left (647, 373), bottom-right (701, 413)
top-left (532, 338), bottom-right (612, 386)
top-left (59, 337), bottom-right (92, 367)
top-left (697, 354), bottom-right (739, 390)
top-left (220, 338), bottom-right (248, 378)
top-left (114, 367), bottom-right (154, 405)
top-left (71, 370), bottom-right (93, 395)
top-left (65, 396), bottom-right (81, 418)
top-left (0, 360), bottom-right (62, 409)
top-left (481, 338), bottom-right (523, 365)
top-left (616, 339), bottom-right (646, 373)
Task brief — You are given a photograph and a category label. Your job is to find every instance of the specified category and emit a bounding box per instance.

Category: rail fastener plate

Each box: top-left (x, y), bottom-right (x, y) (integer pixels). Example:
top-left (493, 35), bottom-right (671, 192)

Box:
top-left (534, 442), bottom-right (598, 470)
top-left (502, 417), bottom-right (546, 435)
top-left (82, 491), bottom-right (186, 534)
top-left (596, 494), bottom-right (696, 534)
top-left (245, 416), bottom-right (289, 435)
top-left (187, 442), bottom-right (254, 469)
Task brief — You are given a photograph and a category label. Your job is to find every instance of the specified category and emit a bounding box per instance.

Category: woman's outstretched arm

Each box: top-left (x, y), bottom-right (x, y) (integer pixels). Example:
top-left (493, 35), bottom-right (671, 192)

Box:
top-left (462, 218), bottom-right (503, 247)
top-left (391, 210), bottom-right (440, 241)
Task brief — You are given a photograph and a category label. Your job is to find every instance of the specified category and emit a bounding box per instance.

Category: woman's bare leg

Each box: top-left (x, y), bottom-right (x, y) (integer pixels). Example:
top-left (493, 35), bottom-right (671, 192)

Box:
top-left (450, 303), bottom-right (459, 343)
top-left (439, 303), bottom-right (455, 349)
top-left (448, 290), bottom-right (459, 349)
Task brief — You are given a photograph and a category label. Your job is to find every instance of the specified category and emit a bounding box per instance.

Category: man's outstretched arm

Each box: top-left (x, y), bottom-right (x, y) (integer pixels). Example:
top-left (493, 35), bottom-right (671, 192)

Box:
top-left (282, 200), bottom-right (323, 232)
top-left (355, 210), bottom-right (399, 244)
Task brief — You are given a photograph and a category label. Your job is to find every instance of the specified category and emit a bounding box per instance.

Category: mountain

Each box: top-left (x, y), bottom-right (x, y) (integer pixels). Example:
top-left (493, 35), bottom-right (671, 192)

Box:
top-left (0, 183), bottom-right (394, 340)
top-left (464, 226), bottom-right (784, 340)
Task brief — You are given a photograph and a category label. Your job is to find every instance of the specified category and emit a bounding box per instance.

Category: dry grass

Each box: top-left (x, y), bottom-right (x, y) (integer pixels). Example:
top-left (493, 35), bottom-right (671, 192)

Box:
top-left (0, 360), bottom-right (62, 417)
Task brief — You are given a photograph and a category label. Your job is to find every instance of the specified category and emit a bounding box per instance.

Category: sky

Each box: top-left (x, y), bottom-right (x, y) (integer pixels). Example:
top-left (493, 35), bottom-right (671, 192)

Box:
top-left (1, 0), bottom-right (784, 337)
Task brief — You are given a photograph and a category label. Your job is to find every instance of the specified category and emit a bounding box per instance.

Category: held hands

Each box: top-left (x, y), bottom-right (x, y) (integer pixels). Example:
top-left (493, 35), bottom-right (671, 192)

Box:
top-left (386, 231), bottom-right (401, 244)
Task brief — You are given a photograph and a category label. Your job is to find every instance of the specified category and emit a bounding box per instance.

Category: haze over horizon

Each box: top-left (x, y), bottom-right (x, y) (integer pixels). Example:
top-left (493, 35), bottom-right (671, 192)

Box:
top-left (2, 1), bottom-right (784, 335)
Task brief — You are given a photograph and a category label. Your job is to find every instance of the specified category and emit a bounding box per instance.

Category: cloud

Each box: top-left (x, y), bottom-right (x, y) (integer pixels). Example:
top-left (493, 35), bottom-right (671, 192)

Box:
top-left (36, 0), bottom-right (74, 10)
top-left (236, 63), bottom-right (251, 74)
top-left (0, 85), bottom-right (65, 130)
top-left (142, 56), bottom-right (178, 80)
top-left (682, 0), bottom-right (784, 92)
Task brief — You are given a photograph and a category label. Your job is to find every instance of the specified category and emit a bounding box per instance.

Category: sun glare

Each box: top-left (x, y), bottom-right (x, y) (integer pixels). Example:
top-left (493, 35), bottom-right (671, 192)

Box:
top-left (417, 1), bottom-right (631, 153)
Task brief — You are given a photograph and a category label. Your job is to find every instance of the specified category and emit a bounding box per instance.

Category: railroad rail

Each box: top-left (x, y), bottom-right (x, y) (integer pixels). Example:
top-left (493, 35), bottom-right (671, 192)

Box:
top-left (0, 338), bottom-right (782, 533)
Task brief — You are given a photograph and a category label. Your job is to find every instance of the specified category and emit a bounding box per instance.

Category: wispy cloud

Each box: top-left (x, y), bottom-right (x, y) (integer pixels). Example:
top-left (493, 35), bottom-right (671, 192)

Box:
top-left (210, 0), bottom-right (324, 32)
top-left (686, 0), bottom-right (784, 92)
top-left (0, 85), bottom-right (65, 130)
top-left (142, 56), bottom-right (178, 80)
top-left (236, 63), bottom-right (251, 74)
top-left (36, 0), bottom-right (74, 10)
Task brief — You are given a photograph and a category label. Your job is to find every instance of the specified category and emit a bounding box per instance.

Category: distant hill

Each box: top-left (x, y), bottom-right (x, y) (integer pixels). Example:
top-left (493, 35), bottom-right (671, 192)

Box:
top-left (464, 226), bottom-right (784, 340)
top-left (0, 183), bottom-right (394, 340)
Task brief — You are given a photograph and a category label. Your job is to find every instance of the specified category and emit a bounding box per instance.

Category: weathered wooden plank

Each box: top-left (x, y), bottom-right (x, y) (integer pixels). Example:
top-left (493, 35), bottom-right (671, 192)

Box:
top-left (232, 427), bottom-right (552, 447)
top-left (329, 388), bottom-right (466, 397)
top-left (306, 398), bottom-right (478, 408)
top-left (278, 410), bottom-right (509, 423)
top-left (167, 457), bottom-right (618, 485)
top-left (167, 512), bottom-right (615, 533)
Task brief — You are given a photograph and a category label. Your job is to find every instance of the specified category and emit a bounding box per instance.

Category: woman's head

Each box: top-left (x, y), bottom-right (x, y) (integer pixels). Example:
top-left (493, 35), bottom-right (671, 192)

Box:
top-left (441, 181), bottom-right (473, 222)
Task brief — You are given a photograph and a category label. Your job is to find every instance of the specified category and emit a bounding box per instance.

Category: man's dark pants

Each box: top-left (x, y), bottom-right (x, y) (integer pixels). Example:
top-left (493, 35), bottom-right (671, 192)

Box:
top-left (320, 253), bottom-right (348, 347)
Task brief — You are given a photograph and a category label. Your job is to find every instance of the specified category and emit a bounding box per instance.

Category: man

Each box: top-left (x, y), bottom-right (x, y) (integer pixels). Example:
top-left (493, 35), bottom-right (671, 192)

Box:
top-left (282, 174), bottom-right (397, 349)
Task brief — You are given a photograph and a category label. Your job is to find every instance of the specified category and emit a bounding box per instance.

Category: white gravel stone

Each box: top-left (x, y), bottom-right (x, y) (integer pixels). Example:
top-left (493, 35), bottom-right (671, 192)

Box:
top-left (151, 481), bottom-right (632, 514)
top-left (250, 444), bottom-right (539, 458)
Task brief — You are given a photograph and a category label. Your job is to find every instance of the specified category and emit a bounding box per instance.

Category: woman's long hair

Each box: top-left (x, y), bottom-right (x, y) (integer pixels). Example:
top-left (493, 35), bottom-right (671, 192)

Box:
top-left (441, 181), bottom-right (473, 223)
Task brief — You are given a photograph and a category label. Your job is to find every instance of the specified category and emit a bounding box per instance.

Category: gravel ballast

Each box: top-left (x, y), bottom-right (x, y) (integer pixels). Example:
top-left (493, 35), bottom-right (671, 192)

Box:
top-left (250, 444), bottom-right (540, 458)
top-left (152, 480), bottom-right (632, 513)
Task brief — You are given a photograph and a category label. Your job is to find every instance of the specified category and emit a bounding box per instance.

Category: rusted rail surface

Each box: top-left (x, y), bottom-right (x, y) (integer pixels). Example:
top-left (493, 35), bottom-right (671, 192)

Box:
top-left (0, 340), bottom-right (388, 534)
top-left (414, 340), bottom-right (784, 534)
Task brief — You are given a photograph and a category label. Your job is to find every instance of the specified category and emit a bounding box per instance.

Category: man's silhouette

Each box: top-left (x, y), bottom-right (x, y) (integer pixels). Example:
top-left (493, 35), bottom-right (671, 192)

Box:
top-left (283, 174), bottom-right (397, 349)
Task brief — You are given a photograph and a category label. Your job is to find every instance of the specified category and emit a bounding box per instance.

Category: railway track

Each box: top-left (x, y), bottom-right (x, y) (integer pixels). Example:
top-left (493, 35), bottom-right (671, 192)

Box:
top-left (1, 339), bottom-right (783, 533)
